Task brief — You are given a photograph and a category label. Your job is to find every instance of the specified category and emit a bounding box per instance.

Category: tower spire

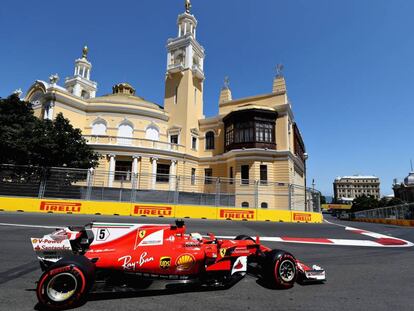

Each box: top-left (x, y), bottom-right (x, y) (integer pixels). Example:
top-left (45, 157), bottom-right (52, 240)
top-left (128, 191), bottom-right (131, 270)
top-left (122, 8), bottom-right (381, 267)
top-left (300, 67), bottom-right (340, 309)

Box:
top-left (64, 45), bottom-right (97, 99)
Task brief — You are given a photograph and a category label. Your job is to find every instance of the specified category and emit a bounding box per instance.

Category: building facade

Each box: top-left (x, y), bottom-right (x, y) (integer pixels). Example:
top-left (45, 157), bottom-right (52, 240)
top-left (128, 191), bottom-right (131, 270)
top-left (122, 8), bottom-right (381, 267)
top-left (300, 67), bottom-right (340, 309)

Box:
top-left (393, 172), bottom-right (414, 203)
top-left (333, 175), bottom-right (380, 202)
top-left (23, 1), bottom-right (307, 210)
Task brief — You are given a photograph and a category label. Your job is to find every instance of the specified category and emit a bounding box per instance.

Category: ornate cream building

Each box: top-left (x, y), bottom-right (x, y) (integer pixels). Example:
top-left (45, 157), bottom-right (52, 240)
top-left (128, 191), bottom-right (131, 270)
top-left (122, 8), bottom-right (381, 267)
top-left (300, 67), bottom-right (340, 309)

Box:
top-left (333, 175), bottom-right (380, 202)
top-left (24, 1), bottom-right (307, 210)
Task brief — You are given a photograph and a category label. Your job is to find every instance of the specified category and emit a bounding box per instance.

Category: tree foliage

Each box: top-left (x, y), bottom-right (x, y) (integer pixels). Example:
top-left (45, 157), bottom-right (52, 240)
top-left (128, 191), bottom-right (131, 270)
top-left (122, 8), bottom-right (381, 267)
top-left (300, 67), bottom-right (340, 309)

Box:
top-left (351, 195), bottom-right (379, 212)
top-left (0, 94), bottom-right (99, 169)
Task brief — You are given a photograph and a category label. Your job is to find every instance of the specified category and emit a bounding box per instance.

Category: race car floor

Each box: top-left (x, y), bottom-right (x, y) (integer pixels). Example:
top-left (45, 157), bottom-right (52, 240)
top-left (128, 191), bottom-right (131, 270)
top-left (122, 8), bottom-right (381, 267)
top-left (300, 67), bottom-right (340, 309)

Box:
top-left (0, 212), bottom-right (413, 311)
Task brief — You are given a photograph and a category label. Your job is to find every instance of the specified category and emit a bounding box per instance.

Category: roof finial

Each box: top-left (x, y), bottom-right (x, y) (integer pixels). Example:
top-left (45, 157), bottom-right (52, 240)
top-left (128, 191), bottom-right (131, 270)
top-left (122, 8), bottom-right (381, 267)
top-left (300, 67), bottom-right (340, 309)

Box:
top-left (223, 76), bottom-right (230, 90)
top-left (82, 45), bottom-right (88, 59)
top-left (13, 88), bottom-right (22, 97)
top-left (410, 159), bottom-right (413, 172)
top-left (276, 63), bottom-right (284, 78)
top-left (49, 73), bottom-right (59, 85)
top-left (185, 0), bottom-right (191, 13)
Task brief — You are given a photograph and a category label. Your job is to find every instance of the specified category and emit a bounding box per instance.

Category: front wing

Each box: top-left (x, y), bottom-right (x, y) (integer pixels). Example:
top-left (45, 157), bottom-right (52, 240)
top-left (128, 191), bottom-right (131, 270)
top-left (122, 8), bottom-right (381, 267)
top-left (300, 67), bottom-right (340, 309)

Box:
top-left (296, 261), bottom-right (326, 283)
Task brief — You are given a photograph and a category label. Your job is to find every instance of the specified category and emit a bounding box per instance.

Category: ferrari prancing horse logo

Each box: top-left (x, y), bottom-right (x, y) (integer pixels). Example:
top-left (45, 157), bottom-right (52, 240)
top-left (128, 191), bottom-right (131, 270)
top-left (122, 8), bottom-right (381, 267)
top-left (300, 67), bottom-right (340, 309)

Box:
top-left (220, 248), bottom-right (226, 257)
top-left (139, 230), bottom-right (146, 239)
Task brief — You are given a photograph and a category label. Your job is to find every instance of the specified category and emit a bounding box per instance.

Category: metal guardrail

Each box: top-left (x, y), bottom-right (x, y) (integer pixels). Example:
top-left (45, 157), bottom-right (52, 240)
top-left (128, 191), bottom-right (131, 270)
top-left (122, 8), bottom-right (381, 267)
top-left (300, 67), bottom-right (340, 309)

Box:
top-left (0, 164), bottom-right (321, 212)
top-left (354, 203), bottom-right (414, 220)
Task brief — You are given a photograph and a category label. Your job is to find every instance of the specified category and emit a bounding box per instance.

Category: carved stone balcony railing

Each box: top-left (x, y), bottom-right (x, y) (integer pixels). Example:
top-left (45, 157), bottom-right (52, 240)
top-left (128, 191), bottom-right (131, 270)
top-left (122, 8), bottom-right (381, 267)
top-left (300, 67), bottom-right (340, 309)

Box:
top-left (84, 135), bottom-right (185, 153)
top-left (167, 63), bottom-right (185, 74)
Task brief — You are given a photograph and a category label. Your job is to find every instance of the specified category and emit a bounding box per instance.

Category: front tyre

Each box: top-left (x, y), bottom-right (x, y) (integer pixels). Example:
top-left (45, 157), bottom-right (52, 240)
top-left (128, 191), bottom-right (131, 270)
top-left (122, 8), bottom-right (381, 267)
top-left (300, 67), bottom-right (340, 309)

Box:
top-left (264, 250), bottom-right (297, 289)
top-left (36, 256), bottom-right (94, 310)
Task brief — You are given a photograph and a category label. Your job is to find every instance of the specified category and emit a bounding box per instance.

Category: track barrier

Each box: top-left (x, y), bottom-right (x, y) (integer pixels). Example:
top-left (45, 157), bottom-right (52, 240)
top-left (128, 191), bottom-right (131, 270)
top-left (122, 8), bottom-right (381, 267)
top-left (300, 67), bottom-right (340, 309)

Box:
top-left (354, 218), bottom-right (414, 227)
top-left (0, 196), bottom-right (323, 223)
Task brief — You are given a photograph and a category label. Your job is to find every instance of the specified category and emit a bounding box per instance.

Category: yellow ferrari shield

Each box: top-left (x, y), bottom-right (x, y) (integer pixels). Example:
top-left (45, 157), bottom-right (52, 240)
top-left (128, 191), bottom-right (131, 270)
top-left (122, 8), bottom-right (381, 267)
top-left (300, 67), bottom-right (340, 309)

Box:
top-left (139, 230), bottom-right (146, 239)
top-left (220, 248), bottom-right (226, 257)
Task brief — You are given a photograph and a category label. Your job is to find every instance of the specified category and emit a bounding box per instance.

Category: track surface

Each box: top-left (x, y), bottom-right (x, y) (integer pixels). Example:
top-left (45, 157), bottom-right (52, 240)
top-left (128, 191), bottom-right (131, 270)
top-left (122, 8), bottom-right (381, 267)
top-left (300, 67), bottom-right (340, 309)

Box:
top-left (0, 212), bottom-right (413, 311)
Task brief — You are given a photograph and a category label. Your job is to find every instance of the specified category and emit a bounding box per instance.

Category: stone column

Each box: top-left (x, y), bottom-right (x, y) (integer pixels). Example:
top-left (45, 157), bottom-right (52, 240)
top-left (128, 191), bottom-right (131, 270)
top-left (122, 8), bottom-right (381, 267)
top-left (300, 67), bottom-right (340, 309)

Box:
top-left (132, 155), bottom-right (141, 189)
top-left (108, 154), bottom-right (116, 187)
top-left (151, 157), bottom-right (158, 190)
top-left (169, 159), bottom-right (177, 191)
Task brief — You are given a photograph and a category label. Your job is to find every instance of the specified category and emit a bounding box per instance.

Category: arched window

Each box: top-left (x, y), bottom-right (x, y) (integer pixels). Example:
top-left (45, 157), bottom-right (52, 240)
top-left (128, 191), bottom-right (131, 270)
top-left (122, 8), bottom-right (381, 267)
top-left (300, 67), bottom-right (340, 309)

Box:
top-left (241, 202), bottom-right (249, 208)
top-left (117, 122), bottom-right (133, 145)
top-left (261, 202), bottom-right (268, 209)
top-left (91, 120), bottom-right (107, 136)
top-left (205, 131), bottom-right (215, 150)
top-left (81, 90), bottom-right (90, 99)
top-left (145, 125), bottom-right (159, 141)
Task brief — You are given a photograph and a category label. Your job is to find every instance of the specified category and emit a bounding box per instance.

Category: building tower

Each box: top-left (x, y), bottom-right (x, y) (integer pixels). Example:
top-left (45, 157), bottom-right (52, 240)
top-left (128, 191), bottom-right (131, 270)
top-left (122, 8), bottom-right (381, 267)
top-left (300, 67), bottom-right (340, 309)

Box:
top-left (65, 46), bottom-right (98, 99)
top-left (164, 0), bottom-right (205, 152)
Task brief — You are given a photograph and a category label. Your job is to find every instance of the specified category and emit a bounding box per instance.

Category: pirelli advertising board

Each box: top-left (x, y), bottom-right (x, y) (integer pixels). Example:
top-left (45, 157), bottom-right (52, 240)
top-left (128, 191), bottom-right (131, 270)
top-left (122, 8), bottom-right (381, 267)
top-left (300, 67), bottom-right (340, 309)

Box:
top-left (39, 201), bottom-right (82, 213)
top-left (0, 197), bottom-right (323, 223)
top-left (132, 205), bottom-right (174, 218)
top-left (322, 204), bottom-right (352, 210)
top-left (217, 208), bottom-right (256, 221)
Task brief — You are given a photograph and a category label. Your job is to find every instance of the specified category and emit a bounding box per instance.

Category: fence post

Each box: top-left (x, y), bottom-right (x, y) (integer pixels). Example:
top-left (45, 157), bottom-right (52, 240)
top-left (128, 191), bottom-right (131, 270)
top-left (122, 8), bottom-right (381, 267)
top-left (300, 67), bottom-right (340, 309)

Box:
top-left (38, 168), bottom-right (47, 199)
top-left (215, 178), bottom-right (221, 207)
top-left (119, 179), bottom-right (123, 202)
top-left (85, 168), bottom-right (94, 201)
top-left (174, 176), bottom-right (180, 204)
top-left (254, 180), bottom-right (259, 209)
top-left (131, 173), bottom-right (138, 202)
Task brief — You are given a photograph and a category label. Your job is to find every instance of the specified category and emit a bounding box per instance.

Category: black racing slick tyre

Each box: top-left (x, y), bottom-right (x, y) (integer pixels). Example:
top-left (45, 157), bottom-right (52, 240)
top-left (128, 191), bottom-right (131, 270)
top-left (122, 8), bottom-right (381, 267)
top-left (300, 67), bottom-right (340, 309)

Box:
top-left (264, 250), bottom-right (297, 289)
top-left (36, 256), bottom-right (95, 310)
top-left (234, 235), bottom-right (255, 242)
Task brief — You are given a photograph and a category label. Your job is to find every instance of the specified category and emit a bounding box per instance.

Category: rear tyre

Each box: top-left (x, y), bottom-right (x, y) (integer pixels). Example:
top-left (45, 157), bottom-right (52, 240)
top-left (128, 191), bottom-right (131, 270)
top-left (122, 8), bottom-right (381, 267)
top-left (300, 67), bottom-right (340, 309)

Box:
top-left (264, 250), bottom-right (297, 289)
top-left (234, 235), bottom-right (255, 242)
top-left (36, 256), bottom-right (95, 310)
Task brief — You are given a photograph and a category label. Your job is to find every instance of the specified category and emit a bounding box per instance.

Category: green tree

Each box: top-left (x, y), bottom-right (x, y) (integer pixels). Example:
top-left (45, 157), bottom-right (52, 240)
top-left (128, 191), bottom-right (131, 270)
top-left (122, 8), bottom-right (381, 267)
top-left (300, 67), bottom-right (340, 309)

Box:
top-left (351, 195), bottom-right (379, 212)
top-left (386, 197), bottom-right (404, 207)
top-left (0, 94), bottom-right (99, 168)
top-left (0, 94), bottom-right (37, 165)
top-left (320, 195), bottom-right (327, 205)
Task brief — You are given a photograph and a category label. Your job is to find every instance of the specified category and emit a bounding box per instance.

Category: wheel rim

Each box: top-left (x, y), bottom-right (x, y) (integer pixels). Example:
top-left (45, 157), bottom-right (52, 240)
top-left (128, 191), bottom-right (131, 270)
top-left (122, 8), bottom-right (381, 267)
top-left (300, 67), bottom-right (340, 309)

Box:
top-left (278, 259), bottom-right (295, 282)
top-left (46, 273), bottom-right (78, 302)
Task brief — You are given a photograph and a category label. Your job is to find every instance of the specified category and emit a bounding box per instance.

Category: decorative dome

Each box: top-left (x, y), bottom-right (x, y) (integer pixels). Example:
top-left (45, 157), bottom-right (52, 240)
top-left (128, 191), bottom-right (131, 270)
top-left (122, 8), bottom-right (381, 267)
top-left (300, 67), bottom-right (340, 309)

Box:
top-left (404, 172), bottom-right (414, 185)
top-left (112, 83), bottom-right (136, 96)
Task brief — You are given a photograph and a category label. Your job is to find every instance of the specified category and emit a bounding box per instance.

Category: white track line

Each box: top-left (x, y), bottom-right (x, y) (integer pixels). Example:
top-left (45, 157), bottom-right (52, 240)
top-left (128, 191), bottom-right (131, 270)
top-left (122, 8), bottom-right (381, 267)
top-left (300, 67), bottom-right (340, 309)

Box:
top-left (0, 223), bottom-right (64, 229)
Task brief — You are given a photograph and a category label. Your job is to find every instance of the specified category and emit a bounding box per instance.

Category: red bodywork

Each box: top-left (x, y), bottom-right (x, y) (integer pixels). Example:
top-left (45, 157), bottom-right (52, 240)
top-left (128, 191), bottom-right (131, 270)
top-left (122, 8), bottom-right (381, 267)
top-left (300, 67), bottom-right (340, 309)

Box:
top-left (84, 224), bottom-right (269, 276)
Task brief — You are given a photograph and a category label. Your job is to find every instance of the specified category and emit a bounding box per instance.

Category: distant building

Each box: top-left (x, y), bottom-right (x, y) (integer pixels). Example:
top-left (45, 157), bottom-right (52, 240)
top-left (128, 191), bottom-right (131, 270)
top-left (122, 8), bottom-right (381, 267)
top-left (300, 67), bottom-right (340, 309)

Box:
top-left (393, 172), bottom-right (414, 203)
top-left (333, 175), bottom-right (380, 202)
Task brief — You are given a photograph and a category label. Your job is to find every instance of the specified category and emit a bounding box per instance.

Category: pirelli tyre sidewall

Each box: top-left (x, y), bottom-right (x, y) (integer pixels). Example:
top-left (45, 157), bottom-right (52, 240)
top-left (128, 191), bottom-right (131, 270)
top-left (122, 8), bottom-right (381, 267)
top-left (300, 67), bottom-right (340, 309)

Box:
top-left (265, 250), bottom-right (297, 289)
top-left (36, 256), bottom-right (95, 310)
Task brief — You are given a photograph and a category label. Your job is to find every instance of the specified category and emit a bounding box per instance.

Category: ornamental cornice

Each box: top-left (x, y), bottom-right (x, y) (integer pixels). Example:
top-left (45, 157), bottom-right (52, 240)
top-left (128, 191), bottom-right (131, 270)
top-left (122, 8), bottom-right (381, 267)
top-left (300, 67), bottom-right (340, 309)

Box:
top-left (49, 91), bottom-right (169, 121)
top-left (167, 36), bottom-right (205, 55)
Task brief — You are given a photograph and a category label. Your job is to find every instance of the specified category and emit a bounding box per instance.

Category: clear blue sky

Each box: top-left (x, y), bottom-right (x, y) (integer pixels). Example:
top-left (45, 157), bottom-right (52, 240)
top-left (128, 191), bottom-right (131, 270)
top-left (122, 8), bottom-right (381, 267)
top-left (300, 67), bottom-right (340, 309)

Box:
top-left (1, 0), bottom-right (413, 196)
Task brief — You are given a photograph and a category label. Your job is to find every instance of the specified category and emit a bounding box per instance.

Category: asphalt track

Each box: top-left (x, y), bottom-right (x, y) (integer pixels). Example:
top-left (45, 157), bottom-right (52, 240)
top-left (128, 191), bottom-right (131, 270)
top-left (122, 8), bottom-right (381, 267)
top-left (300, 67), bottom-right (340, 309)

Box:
top-left (0, 212), bottom-right (413, 311)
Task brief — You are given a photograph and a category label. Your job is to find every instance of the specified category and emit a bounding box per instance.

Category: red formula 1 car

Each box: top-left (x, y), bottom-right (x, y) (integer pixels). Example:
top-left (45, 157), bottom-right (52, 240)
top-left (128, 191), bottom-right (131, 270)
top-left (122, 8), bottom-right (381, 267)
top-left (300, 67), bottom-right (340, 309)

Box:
top-left (31, 220), bottom-right (325, 310)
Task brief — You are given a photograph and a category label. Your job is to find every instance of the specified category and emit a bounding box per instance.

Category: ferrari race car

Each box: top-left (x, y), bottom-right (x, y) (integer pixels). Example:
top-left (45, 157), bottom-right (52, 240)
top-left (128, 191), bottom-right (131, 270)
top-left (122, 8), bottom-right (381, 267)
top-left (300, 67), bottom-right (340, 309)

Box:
top-left (31, 220), bottom-right (325, 310)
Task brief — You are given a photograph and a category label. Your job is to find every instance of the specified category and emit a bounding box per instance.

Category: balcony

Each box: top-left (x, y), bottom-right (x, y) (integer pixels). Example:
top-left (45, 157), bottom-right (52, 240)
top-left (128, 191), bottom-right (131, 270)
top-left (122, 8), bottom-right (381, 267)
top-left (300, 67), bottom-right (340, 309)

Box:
top-left (167, 63), bottom-right (185, 74)
top-left (192, 64), bottom-right (205, 80)
top-left (84, 135), bottom-right (185, 153)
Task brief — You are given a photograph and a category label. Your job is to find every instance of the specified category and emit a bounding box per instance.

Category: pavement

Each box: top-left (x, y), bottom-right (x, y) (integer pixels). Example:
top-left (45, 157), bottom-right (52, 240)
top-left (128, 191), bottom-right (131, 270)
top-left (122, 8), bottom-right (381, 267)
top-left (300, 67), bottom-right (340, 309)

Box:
top-left (0, 212), bottom-right (413, 311)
